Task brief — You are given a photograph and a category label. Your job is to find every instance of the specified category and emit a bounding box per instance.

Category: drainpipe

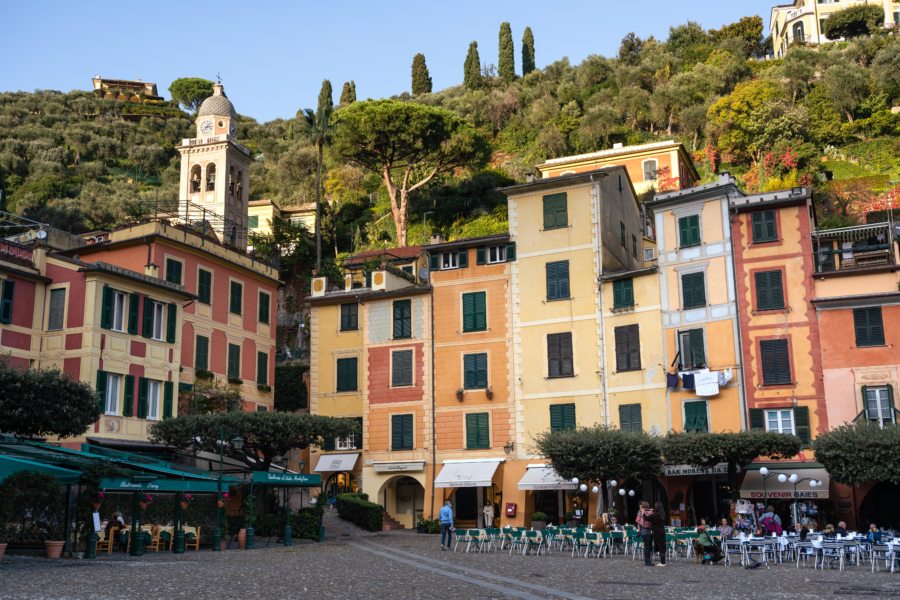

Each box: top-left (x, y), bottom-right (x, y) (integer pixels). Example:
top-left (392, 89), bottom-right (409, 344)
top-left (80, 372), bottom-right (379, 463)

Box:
top-left (726, 194), bottom-right (748, 431)
top-left (591, 175), bottom-right (610, 426)
top-left (429, 283), bottom-right (437, 518)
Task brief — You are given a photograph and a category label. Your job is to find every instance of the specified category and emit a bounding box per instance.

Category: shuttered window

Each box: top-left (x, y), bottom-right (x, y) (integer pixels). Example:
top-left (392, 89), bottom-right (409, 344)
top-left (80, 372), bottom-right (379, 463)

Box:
top-left (751, 211), bottom-right (777, 243)
top-left (614, 325), bottom-right (641, 372)
top-left (854, 307), bottom-right (884, 347)
top-left (678, 328), bottom-right (706, 370)
top-left (549, 403), bottom-right (576, 432)
top-left (794, 406), bottom-right (810, 445)
top-left (392, 349), bottom-right (414, 387)
top-left (47, 288), bottom-right (66, 330)
top-left (463, 353), bottom-right (488, 389)
top-left (227, 343), bottom-right (241, 380)
top-left (257, 351), bottom-right (268, 386)
top-left (127, 293), bottom-right (139, 334)
top-left (678, 215), bottom-right (700, 247)
top-left (340, 303), bottom-right (359, 331)
top-left (122, 375), bottom-right (134, 417)
top-left (258, 292), bottom-right (270, 324)
top-left (613, 278), bottom-right (634, 308)
top-left (462, 291), bottom-right (487, 332)
top-left (681, 272), bottom-right (706, 309)
top-left (393, 299), bottom-right (412, 339)
top-left (336, 357), bottom-right (358, 392)
top-left (465, 412), bottom-right (490, 449)
top-left (165, 258), bottom-right (183, 285)
top-left (166, 303), bottom-right (177, 343)
top-left (863, 385), bottom-right (895, 427)
top-left (684, 400), bottom-right (708, 432)
top-left (195, 335), bottom-right (209, 371)
top-left (760, 339), bottom-right (791, 385)
top-left (0, 279), bottom-right (14, 324)
top-left (543, 193), bottom-right (568, 229)
top-left (546, 260), bottom-right (570, 301)
top-left (547, 332), bottom-right (574, 378)
top-left (752, 407), bottom-right (810, 445)
top-left (162, 381), bottom-right (174, 420)
top-left (619, 403), bottom-right (642, 432)
top-left (229, 281), bottom-right (242, 315)
top-left (391, 414), bottom-right (414, 450)
top-left (755, 270), bottom-right (784, 310)
top-left (198, 269), bottom-right (212, 304)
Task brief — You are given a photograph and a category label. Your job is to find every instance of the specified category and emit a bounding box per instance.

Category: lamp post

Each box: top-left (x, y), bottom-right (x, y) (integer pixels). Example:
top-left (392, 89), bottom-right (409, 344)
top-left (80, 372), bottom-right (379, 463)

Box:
top-left (213, 430), bottom-right (244, 552)
top-left (787, 474), bottom-right (823, 527)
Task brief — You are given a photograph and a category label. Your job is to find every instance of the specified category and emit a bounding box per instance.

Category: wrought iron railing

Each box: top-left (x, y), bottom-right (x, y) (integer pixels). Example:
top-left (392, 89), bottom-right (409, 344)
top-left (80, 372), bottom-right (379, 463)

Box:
top-left (812, 222), bottom-right (896, 273)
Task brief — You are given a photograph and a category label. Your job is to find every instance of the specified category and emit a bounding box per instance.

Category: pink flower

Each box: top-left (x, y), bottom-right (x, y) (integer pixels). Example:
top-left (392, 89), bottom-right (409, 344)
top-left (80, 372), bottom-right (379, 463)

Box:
top-left (222, 492), bottom-right (229, 499)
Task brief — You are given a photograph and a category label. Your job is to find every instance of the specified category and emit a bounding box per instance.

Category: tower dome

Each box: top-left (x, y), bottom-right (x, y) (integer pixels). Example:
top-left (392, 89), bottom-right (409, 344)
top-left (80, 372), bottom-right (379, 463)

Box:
top-left (198, 83), bottom-right (237, 119)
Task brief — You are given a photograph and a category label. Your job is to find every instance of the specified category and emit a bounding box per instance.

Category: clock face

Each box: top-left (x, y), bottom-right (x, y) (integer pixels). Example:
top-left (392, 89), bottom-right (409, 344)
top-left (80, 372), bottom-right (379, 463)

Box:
top-left (229, 122), bottom-right (237, 136)
top-left (199, 120), bottom-right (214, 135)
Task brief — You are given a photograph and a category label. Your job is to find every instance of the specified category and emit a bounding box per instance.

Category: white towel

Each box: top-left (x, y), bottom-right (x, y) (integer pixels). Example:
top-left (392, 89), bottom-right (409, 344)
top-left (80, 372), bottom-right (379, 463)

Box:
top-left (695, 370), bottom-right (720, 396)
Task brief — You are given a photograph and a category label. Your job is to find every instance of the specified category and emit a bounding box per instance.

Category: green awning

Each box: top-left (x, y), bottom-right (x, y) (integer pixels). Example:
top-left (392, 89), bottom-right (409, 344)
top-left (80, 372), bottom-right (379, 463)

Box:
top-left (0, 454), bottom-right (81, 484)
top-left (251, 471), bottom-right (322, 486)
top-left (99, 477), bottom-right (222, 493)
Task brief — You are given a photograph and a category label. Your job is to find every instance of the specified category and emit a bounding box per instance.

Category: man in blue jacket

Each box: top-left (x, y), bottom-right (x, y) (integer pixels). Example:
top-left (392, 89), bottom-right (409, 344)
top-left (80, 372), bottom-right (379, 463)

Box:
top-left (439, 500), bottom-right (454, 550)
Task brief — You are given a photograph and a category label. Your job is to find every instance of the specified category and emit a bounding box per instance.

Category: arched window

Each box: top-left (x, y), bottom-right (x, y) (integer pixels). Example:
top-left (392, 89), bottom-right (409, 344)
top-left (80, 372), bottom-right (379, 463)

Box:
top-left (190, 165), bottom-right (201, 193)
top-left (229, 167), bottom-right (235, 196)
top-left (792, 22), bottom-right (805, 43)
top-left (206, 163), bottom-right (216, 192)
top-left (643, 159), bottom-right (658, 181)
top-left (236, 171), bottom-right (243, 200)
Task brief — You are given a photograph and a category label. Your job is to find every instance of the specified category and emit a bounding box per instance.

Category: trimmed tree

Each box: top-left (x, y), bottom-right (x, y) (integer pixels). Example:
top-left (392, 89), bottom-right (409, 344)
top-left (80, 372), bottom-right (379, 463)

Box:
top-left (662, 432), bottom-right (802, 499)
top-left (499, 22), bottom-right (515, 82)
top-left (339, 81), bottom-right (357, 105)
top-left (168, 77), bottom-right (215, 113)
top-left (411, 53), bottom-right (433, 95)
top-left (0, 361), bottom-right (99, 438)
top-left (303, 79), bottom-right (333, 273)
top-left (823, 4), bottom-right (885, 40)
top-left (464, 41), bottom-right (482, 89)
top-left (522, 26), bottom-right (536, 75)
top-left (332, 100), bottom-right (491, 246)
top-left (813, 422), bottom-right (900, 485)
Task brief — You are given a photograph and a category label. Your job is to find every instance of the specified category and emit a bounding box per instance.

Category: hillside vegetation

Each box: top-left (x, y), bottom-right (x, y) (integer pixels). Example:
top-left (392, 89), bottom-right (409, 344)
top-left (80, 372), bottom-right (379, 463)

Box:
top-left (1, 16), bottom-right (898, 258)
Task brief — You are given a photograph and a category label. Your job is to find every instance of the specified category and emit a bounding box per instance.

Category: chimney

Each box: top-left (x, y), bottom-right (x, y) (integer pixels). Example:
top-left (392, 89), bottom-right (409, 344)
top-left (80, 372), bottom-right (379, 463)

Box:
top-left (718, 171), bottom-right (733, 185)
top-left (430, 233), bottom-right (443, 245)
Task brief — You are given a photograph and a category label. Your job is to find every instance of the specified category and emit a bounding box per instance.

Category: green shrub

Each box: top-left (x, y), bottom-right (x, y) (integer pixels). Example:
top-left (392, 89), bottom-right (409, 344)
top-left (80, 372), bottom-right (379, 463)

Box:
top-left (531, 512), bottom-right (549, 522)
top-left (823, 5), bottom-right (884, 40)
top-left (335, 493), bottom-right (383, 532)
top-left (291, 505), bottom-right (324, 540)
top-left (251, 514), bottom-right (283, 537)
top-left (415, 517), bottom-right (441, 533)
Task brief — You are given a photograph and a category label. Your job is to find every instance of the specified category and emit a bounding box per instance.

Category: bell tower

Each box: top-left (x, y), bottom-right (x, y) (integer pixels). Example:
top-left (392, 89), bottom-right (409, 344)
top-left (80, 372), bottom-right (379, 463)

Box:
top-left (177, 82), bottom-right (251, 249)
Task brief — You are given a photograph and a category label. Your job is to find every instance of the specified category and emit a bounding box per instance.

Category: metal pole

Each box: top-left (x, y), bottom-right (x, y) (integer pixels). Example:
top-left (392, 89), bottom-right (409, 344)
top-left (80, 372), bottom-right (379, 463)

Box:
top-left (130, 492), bottom-right (145, 556)
top-left (283, 487), bottom-right (292, 546)
top-left (246, 482), bottom-right (255, 550)
top-left (213, 426), bottom-right (224, 551)
top-left (173, 496), bottom-right (185, 554)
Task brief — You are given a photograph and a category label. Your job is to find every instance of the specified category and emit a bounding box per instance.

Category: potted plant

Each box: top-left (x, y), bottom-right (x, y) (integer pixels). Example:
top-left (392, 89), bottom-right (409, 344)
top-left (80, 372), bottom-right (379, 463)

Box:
top-left (91, 492), bottom-right (105, 512)
top-left (217, 491), bottom-right (229, 509)
top-left (43, 520), bottom-right (66, 559)
top-left (530, 512), bottom-right (548, 531)
top-left (455, 388), bottom-right (464, 401)
top-left (138, 493), bottom-right (154, 510)
top-left (179, 493), bottom-right (193, 510)
top-left (564, 510), bottom-right (577, 527)
top-left (0, 472), bottom-right (66, 559)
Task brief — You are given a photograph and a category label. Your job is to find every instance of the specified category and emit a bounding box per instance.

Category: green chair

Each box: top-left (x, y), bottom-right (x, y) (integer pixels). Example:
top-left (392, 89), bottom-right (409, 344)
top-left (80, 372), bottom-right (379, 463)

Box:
top-left (523, 530), bottom-right (543, 555)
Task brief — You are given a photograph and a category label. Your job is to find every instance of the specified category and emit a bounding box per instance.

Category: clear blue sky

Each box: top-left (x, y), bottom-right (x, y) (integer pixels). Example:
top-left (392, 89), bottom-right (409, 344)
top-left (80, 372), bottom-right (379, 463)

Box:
top-left (1, 0), bottom-right (775, 123)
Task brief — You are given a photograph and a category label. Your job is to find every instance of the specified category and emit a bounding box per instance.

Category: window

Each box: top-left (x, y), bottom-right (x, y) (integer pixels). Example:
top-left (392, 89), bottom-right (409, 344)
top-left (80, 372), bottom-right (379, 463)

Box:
top-left (751, 211), bottom-right (777, 243)
top-left (614, 324), bottom-right (641, 372)
top-left (336, 357), bottom-right (358, 392)
top-left (340, 304), bottom-right (359, 331)
top-left (681, 272), bottom-right (706, 309)
top-left (465, 413), bottom-right (490, 449)
top-left (462, 291), bottom-right (487, 332)
top-left (755, 270), bottom-right (784, 310)
top-left (620, 222), bottom-right (627, 247)
top-left (47, 288), bottom-right (66, 330)
top-left (632, 234), bottom-right (638, 259)
top-left (546, 260), bottom-right (570, 301)
top-left (151, 301), bottom-right (165, 341)
top-left (257, 351), bottom-right (268, 386)
top-left (463, 353), bottom-right (488, 389)
top-left (104, 373), bottom-right (121, 415)
top-left (542, 193), bottom-right (568, 229)
top-left (101, 287), bottom-right (127, 332)
top-left (393, 299), bottom-right (412, 339)
top-left (440, 252), bottom-right (461, 269)
top-left (258, 291), bottom-right (270, 324)
top-left (401, 264), bottom-right (414, 275)
top-left (619, 403), bottom-right (642, 432)
top-left (0, 279), bottom-right (14, 324)
top-left (547, 332), bottom-right (574, 378)
top-left (684, 400), bottom-right (708, 433)
top-left (195, 335), bottom-right (209, 372)
top-left (854, 307), bottom-right (884, 347)
top-left (765, 409), bottom-right (794, 435)
top-left (391, 349), bottom-right (414, 387)
top-left (678, 215), bottom-right (701, 247)
top-left (750, 407), bottom-right (810, 444)
top-left (487, 245), bottom-right (507, 263)
top-left (165, 258), bottom-right (183, 285)
top-left (334, 417), bottom-right (361, 450)
top-left (229, 281), bottom-right (243, 315)
top-left (391, 414), bottom-right (414, 450)
top-left (864, 386), bottom-right (895, 427)
top-left (112, 290), bottom-right (126, 331)
top-left (678, 329), bottom-right (706, 370)
top-left (549, 403), bottom-right (576, 432)
top-left (613, 279), bottom-right (634, 308)
top-left (227, 344), bottom-right (241, 380)
top-left (146, 380), bottom-right (161, 420)
top-left (431, 250), bottom-right (467, 271)
top-left (198, 269), bottom-right (212, 305)
top-left (760, 339), bottom-right (791, 385)
top-left (248, 215), bottom-right (259, 228)
top-left (643, 159), bottom-right (658, 181)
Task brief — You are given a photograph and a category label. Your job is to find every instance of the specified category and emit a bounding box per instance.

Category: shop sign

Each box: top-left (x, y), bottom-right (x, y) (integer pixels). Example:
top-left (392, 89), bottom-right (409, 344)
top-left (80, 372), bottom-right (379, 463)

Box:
top-left (372, 461), bottom-right (424, 473)
top-left (663, 463), bottom-right (732, 477)
top-left (746, 490), bottom-right (825, 499)
top-left (251, 472), bottom-right (322, 486)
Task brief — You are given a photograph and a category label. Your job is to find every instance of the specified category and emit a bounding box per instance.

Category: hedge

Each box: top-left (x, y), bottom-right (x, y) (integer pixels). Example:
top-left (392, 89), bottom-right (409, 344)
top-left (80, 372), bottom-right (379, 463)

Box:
top-left (292, 505), bottom-right (324, 540)
top-left (336, 493), bottom-right (383, 532)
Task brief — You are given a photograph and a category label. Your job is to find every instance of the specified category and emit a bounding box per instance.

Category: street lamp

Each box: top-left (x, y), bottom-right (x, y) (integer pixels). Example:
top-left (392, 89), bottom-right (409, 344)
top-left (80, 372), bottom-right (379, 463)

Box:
top-left (213, 430), bottom-right (244, 552)
top-left (786, 474), bottom-right (824, 526)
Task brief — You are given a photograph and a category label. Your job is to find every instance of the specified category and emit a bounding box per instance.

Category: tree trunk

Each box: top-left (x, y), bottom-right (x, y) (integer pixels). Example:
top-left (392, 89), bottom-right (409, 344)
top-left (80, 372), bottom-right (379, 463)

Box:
top-left (315, 142), bottom-right (323, 273)
top-left (667, 111), bottom-right (674, 136)
top-left (845, 110), bottom-right (854, 123)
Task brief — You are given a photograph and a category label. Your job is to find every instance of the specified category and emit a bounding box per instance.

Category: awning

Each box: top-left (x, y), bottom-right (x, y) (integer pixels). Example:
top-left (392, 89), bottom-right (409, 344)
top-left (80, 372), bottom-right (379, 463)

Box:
top-left (740, 464), bottom-right (830, 500)
top-left (251, 471), bottom-right (322, 486)
top-left (0, 454), bottom-right (81, 484)
top-left (518, 464), bottom-right (578, 491)
top-left (435, 459), bottom-right (502, 488)
top-left (314, 452), bottom-right (359, 473)
top-left (99, 477), bottom-right (221, 493)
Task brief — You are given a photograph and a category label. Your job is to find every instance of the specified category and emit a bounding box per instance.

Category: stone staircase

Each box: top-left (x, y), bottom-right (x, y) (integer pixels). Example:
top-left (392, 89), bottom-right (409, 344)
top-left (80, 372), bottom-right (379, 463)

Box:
top-left (382, 512), bottom-right (405, 531)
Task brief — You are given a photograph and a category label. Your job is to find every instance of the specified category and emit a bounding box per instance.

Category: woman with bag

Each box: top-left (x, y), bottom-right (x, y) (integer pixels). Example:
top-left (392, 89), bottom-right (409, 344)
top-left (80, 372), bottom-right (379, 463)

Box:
top-left (636, 501), bottom-right (657, 566)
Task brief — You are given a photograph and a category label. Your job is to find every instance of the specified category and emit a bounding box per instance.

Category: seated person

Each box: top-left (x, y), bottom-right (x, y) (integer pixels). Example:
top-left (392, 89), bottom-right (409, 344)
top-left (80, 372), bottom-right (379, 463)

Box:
top-left (866, 523), bottom-right (882, 544)
top-left (822, 524), bottom-right (836, 538)
top-left (608, 515), bottom-right (622, 531)
top-left (835, 521), bottom-right (848, 536)
top-left (696, 525), bottom-right (723, 564)
top-left (718, 518), bottom-right (733, 538)
top-left (794, 523), bottom-right (809, 541)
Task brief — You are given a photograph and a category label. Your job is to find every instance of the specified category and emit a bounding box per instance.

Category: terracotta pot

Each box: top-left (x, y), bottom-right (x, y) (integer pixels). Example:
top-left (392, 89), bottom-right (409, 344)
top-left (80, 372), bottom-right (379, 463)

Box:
top-left (216, 500), bottom-right (225, 509)
top-left (45, 540), bottom-right (65, 559)
top-left (0, 542), bottom-right (7, 560)
top-left (180, 501), bottom-right (189, 510)
top-left (237, 528), bottom-right (246, 549)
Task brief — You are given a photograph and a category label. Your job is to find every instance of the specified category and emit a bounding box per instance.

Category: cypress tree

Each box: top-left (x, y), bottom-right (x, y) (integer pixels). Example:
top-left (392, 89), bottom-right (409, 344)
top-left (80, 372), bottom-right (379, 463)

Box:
top-left (313, 79), bottom-right (333, 272)
top-left (411, 53), bottom-right (433, 95)
top-left (464, 41), bottom-right (482, 89)
top-left (522, 26), bottom-right (535, 75)
top-left (340, 81), bottom-right (356, 104)
top-left (498, 22), bottom-right (515, 82)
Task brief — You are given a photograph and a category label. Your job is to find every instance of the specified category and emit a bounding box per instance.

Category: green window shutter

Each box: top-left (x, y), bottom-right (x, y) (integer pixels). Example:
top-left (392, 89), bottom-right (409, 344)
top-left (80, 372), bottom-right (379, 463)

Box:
top-left (393, 299), bottom-right (411, 339)
top-left (324, 435), bottom-right (335, 451)
top-left (462, 292), bottom-right (486, 332)
top-left (755, 271), bottom-right (784, 310)
top-left (854, 307), bottom-right (884, 347)
top-left (391, 350), bottom-right (413, 386)
top-left (137, 378), bottom-right (148, 419)
top-left (751, 212), bottom-right (764, 242)
top-left (547, 332), bottom-right (573, 377)
top-left (162, 381), bottom-right (174, 419)
top-left (336, 358), bottom-right (357, 392)
top-left (127, 293), bottom-right (140, 334)
top-left (257, 351), bottom-right (268, 385)
top-left (195, 335), bottom-right (209, 371)
top-left (0, 279), bottom-right (14, 324)
top-left (563, 404), bottom-right (575, 430)
top-left (458, 250), bottom-right (468, 268)
top-left (463, 353), bottom-right (488, 389)
top-left (391, 415), bottom-right (402, 450)
top-left (688, 329), bottom-right (706, 368)
top-left (543, 193), bottom-right (567, 229)
top-left (96, 370), bottom-right (107, 413)
top-left (546, 261), bottom-right (569, 300)
top-left (227, 344), bottom-right (241, 379)
top-left (749, 408), bottom-right (765, 431)
top-left (760, 339), bottom-right (791, 385)
top-left (794, 406), bottom-right (811, 446)
top-left (619, 404), bottom-right (641, 432)
top-left (465, 413), bottom-right (478, 449)
top-left (465, 413), bottom-right (489, 449)
top-left (165, 259), bottom-right (182, 285)
top-left (198, 269), bottom-right (212, 304)
top-left (679, 215), bottom-right (700, 247)
top-left (429, 253), bottom-right (440, 270)
top-left (259, 292), bottom-right (270, 324)
top-left (166, 303), bottom-right (177, 343)
top-left (752, 211), bottom-right (777, 243)
top-left (122, 375), bottom-right (134, 417)
top-left (684, 401), bottom-right (707, 432)
top-left (682, 272), bottom-right (706, 308)
top-left (230, 281), bottom-right (242, 315)
top-left (475, 247), bottom-right (486, 265)
top-left (462, 293), bottom-right (475, 332)
top-left (550, 404), bottom-right (563, 432)
top-left (506, 242), bottom-right (516, 262)
top-left (401, 415), bottom-right (412, 449)
top-left (613, 279), bottom-right (634, 308)
top-left (142, 296), bottom-right (153, 338)
top-left (100, 285), bottom-right (113, 329)
top-left (478, 413), bottom-right (489, 448)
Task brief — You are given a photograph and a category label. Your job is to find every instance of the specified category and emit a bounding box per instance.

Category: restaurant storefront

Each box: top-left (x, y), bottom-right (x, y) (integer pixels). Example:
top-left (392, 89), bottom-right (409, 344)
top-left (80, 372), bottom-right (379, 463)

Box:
top-left (434, 459), bottom-right (503, 528)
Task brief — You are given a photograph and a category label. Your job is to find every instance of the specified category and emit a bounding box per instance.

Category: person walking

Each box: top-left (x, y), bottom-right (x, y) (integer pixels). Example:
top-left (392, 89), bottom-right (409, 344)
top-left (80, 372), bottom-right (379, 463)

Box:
top-left (648, 501), bottom-right (667, 566)
top-left (439, 500), bottom-right (454, 550)
top-left (637, 501), bottom-right (655, 566)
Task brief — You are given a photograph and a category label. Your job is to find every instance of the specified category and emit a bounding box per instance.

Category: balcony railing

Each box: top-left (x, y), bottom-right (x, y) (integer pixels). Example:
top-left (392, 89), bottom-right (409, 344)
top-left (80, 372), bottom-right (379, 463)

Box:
top-left (812, 222), bottom-right (897, 274)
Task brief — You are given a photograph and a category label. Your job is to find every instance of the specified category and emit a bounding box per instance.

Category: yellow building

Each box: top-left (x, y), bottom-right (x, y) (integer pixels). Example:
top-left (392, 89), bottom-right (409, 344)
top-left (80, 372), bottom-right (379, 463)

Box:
top-left (771, 0), bottom-right (900, 58)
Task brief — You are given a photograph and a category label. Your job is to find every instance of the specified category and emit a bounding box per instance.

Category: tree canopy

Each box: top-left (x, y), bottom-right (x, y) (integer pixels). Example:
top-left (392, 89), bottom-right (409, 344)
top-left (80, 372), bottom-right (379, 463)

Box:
top-left (340, 81), bottom-right (357, 105)
top-left (499, 22), bottom-right (515, 82)
top-left (464, 41), bottom-right (482, 89)
top-left (813, 422), bottom-right (900, 485)
top-left (823, 4), bottom-right (885, 40)
top-left (168, 77), bottom-right (215, 113)
top-left (522, 27), bottom-right (536, 75)
top-left (535, 426), bottom-right (663, 484)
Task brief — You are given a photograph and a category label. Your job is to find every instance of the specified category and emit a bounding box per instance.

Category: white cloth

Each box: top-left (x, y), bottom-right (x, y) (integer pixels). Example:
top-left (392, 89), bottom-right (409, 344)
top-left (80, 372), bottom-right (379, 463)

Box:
top-left (694, 370), bottom-right (720, 396)
top-left (718, 368), bottom-right (733, 386)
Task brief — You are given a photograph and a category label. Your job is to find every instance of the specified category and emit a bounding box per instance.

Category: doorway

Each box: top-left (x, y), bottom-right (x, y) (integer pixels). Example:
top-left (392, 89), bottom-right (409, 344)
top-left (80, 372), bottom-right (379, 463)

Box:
top-left (455, 487), bottom-right (478, 522)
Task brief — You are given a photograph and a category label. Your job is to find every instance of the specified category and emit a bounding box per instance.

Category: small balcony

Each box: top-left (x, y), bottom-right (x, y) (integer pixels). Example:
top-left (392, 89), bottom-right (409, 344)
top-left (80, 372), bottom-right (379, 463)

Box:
top-left (812, 222), bottom-right (897, 274)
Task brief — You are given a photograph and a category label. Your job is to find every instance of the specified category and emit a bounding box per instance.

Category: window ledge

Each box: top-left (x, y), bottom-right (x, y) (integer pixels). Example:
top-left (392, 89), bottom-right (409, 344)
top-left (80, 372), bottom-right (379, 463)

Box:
top-left (683, 304), bottom-right (707, 310)
top-left (760, 382), bottom-right (795, 388)
top-left (462, 328), bottom-right (488, 334)
top-left (611, 305), bottom-right (635, 312)
top-left (545, 297), bottom-right (573, 303)
top-left (751, 239), bottom-right (782, 246)
top-left (339, 327), bottom-right (359, 332)
top-left (856, 344), bottom-right (886, 348)
top-left (335, 390), bottom-right (358, 395)
top-left (546, 374), bottom-right (576, 380)
top-left (753, 308), bottom-right (788, 315)
top-left (541, 225), bottom-right (571, 232)
top-left (616, 367), bottom-right (642, 373)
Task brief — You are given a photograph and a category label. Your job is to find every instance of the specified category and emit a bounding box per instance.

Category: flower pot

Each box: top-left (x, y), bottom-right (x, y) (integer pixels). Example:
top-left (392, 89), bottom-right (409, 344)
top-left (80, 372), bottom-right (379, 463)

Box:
top-left (180, 501), bottom-right (189, 510)
top-left (45, 540), bottom-right (65, 559)
top-left (237, 528), bottom-right (246, 549)
top-left (0, 542), bottom-right (7, 560)
top-left (217, 500), bottom-right (225, 509)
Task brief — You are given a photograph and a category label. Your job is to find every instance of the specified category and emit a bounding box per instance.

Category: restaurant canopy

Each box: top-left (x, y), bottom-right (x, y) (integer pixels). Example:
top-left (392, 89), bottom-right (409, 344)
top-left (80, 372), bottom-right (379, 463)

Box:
top-left (435, 459), bottom-right (503, 488)
top-left (0, 454), bottom-right (81, 484)
top-left (517, 464), bottom-right (578, 491)
top-left (313, 452), bottom-right (359, 473)
top-left (740, 463), bottom-right (830, 500)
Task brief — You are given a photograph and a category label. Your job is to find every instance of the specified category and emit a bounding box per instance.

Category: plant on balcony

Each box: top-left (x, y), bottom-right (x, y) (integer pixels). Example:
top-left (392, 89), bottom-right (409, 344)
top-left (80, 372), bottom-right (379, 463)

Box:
top-left (194, 369), bottom-right (214, 381)
top-left (228, 377), bottom-right (243, 386)
top-left (257, 383), bottom-right (272, 393)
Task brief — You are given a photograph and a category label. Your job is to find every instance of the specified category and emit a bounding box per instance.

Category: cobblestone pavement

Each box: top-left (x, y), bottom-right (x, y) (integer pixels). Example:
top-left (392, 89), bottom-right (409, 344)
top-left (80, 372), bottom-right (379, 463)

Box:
top-left (2, 520), bottom-right (899, 600)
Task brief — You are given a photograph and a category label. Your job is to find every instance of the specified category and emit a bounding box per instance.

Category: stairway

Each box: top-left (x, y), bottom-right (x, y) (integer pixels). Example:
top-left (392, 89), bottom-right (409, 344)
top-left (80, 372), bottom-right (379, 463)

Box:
top-left (382, 512), bottom-right (405, 531)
